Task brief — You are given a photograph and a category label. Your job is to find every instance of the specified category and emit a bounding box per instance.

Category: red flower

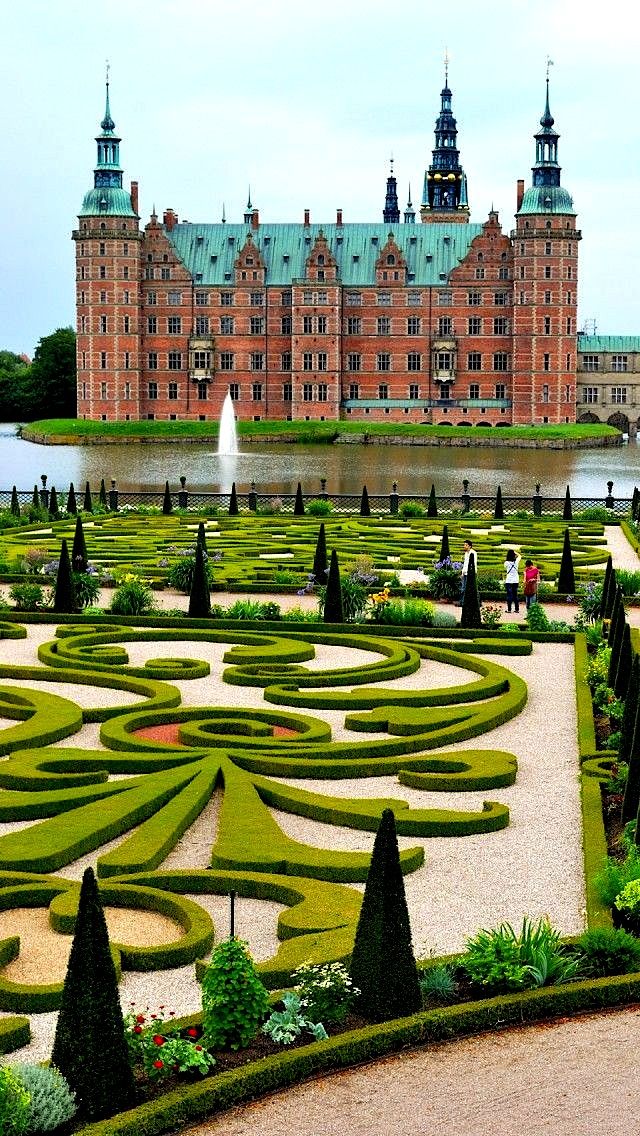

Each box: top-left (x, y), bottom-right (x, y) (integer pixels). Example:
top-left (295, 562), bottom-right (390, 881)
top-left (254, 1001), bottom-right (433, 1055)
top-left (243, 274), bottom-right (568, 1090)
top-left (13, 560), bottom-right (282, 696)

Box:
top-left (152, 1035), bottom-right (165, 1046)
top-left (136, 1014), bottom-right (145, 1023)
top-left (133, 1026), bottom-right (142, 1035)
top-left (187, 1027), bottom-right (198, 1037)
top-left (195, 1045), bottom-right (202, 1052)
top-left (159, 1005), bottom-right (165, 1010)
top-left (151, 1014), bottom-right (157, 1020)
top-left (153, 1060), bottom-right (164, 1069)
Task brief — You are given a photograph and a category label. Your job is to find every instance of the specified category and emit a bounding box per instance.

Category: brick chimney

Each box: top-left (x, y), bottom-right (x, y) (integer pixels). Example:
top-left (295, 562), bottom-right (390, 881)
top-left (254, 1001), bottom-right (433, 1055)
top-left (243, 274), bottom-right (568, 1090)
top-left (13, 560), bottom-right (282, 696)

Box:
top-left (251, 208), bottom-right (259, 230)
top-left (130, 181), bottom-right (139, 215)
top-left (336, 208), bottom-right (343, 226)
top-left (516, 179), bottom-right (525, 212)
top-left (163, 208), bottom-right (178, 232)
top-left (304, 208), bottom-right (310, 227)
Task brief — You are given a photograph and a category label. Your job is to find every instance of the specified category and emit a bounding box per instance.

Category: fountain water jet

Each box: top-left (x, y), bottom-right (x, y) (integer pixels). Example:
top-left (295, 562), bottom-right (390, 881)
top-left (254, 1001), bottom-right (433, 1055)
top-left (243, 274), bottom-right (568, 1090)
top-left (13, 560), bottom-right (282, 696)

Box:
top-left (217, 392), bottom-right (238, 455)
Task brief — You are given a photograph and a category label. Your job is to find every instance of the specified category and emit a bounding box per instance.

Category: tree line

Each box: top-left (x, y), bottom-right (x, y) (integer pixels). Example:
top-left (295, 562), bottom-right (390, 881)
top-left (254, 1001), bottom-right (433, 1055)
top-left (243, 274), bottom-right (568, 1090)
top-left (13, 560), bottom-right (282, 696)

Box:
top-left (0, 327), bottom-right (76, 421)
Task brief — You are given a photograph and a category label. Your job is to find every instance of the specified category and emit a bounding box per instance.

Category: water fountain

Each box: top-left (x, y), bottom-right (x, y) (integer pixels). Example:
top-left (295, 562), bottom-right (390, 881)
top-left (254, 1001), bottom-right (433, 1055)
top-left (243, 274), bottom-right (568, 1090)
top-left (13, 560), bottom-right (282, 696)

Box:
top-left (217, 392), bottom-right (239, 456)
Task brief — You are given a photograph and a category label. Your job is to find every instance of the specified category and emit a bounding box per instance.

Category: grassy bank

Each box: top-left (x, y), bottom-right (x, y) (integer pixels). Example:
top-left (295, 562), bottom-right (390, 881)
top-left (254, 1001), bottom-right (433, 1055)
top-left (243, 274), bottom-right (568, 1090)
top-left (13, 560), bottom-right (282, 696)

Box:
top-left (21, 419), bottom-right (622, 445)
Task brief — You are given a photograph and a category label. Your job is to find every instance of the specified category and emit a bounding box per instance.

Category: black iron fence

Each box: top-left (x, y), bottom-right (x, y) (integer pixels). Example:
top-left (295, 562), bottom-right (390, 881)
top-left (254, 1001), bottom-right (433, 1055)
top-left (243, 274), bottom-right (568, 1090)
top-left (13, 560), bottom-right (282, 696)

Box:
top-left (1, 476), bottom-right (636, 519)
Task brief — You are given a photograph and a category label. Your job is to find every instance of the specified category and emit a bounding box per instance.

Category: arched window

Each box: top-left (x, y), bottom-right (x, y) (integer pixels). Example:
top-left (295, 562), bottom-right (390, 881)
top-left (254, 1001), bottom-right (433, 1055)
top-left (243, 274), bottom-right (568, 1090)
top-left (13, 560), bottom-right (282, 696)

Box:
top-left (386, 254), bottom-right (395, 266)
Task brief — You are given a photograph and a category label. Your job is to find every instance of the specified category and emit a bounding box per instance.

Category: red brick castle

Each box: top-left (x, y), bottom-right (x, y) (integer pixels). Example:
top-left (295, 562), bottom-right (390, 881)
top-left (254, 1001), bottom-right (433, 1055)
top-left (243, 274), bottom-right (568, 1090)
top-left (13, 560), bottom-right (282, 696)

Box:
top-left (74, 70), bottom-right (580, 426)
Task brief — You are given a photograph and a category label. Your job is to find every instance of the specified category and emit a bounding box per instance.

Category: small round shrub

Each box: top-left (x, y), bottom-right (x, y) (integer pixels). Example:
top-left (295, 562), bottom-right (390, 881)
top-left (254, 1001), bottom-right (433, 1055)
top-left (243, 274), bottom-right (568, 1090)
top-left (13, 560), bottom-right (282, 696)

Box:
top-left (9, 583), bottom-right (48, 611)
top-left (574, 927), bottom-right (640, 977)
top-left (0, 1066), bottom-right (30, 1135)
top-left (306, 499), bottom-right (333, 517)
top-left (399, 501), bottom-right (425, 519)
top-left (110, 576), bottom-right (155, 616)
top-left (14, 1064), bottom-right (77, 1132)
top-left (419, 963), bottom-right (459, 1004)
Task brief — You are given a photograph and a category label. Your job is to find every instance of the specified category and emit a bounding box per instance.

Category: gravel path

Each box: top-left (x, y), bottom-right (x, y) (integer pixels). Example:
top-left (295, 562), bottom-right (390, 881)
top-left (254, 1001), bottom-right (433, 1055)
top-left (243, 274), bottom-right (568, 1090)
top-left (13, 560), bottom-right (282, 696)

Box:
top-left (182, 1006), bottom-right (640, 1136)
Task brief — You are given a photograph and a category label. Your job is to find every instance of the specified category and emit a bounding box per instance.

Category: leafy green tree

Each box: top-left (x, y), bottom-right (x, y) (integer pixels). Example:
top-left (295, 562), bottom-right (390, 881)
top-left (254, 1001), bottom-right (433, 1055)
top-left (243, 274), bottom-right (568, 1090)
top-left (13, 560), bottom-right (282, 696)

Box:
top-left (349, 809), bottom-right (422, 1021)
top-left (0, 350), bottom-right (32, 421)
top-left (202, 938), bottom-right (269, 1050)
top-left (27, 328), bottom-right (76, 419)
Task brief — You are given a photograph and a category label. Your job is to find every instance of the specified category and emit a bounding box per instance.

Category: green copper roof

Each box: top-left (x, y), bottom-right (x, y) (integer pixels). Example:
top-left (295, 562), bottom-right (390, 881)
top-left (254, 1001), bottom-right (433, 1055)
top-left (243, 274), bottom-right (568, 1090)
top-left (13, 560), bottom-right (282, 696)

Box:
top-left (518, 185), bottom-right (575, 215)
top-left (79, 187), bottom-right (136, 217)
top-left (166, 222), bottom-right (484, 287)
top-left (578, 335), bottom-right (640, 352)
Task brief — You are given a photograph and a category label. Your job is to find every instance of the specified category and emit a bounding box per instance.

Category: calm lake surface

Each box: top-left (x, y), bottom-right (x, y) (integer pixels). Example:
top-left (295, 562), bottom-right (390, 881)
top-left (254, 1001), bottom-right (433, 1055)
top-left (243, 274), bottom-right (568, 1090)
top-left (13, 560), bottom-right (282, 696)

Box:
top-left (1, 424), bottom-right (639, 499)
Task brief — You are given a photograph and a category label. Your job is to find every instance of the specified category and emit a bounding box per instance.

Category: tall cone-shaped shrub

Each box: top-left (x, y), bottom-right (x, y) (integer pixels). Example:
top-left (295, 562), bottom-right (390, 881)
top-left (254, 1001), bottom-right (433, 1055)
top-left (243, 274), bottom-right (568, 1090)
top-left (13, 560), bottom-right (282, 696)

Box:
top-left (614, 622), bottom-right (633, 700)
top-left (53, 539), bottom-right (77, 614)
top-left (49, 486), bottom-right (59, 519)
top-left (427, 483), bottom-right (438, 518)
top-left (461, 552), bottom-right (482, 629)
top-left (619, 655), bottom-right (640, 801)
top-left (66, 481), bottom-right (77, 515)
top-left (72, 515), bottom-right (88, 573)
top-left (323, 549), bottom-right (344, 622)
top-left (162, 480), bottom-right (173, 515)
top-left (557, 528), bottom-right (575, 594)
top-left (228, 482), bottom-right (238, 516)
top-left (10, 486), bottom-right (20, 518)
top-left (632, 486), bottom-right (640, 522)
top-left (360, 485), bottom-right (371, 517)
top-left (99, 479), bottom-right (107, 507)
top-left (608, 602), bottom-right (626, 689)
top-left (51, 868), bottom-right (135, 1121)
top-left (494, 485), bottom-right (504, 520)
top-left (188, 542), bottom-right (211, 618)
top-left (293, 482), bottom-right (305, 516)
top-left (607, 585), bottom-right (624, 647)
top-left (83, 482), bottom-right (93, 513)
top-left (32, 484), bottom-right (40, 511)
top-left (622, 674), bottom-right (640, 823)
top-left (599, 555), bottom-right (614, 620)
top-left (196, 521), bottom-right (208, 556)
top-left (563, 485), bottom-right (573, 520)
top-left (312, 522), bottom-right (328, 584)
top-left (439, 524), bottom-right (450, 562)
top-left (349, 809), bottom-right (422, 1022)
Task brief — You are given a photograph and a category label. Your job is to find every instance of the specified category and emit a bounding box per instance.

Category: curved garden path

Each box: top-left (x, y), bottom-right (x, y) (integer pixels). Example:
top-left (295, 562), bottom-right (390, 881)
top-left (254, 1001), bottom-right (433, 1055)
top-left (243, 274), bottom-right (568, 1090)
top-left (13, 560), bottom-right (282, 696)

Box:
top-left (184, 1006), bottom-right (640, 1136)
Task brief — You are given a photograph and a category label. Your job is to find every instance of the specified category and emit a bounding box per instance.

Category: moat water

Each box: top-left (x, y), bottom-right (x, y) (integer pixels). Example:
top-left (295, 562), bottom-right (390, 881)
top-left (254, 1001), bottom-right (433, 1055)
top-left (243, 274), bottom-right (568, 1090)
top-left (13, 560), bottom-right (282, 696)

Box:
top-left (0, 424), bottom-right (638, 500)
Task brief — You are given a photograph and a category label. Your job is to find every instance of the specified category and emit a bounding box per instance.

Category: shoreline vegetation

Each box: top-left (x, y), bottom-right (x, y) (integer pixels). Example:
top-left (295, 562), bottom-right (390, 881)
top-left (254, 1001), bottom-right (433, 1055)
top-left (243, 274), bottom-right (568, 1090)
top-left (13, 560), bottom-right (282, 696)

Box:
top-left (19, 419), bottom-right (623, 450)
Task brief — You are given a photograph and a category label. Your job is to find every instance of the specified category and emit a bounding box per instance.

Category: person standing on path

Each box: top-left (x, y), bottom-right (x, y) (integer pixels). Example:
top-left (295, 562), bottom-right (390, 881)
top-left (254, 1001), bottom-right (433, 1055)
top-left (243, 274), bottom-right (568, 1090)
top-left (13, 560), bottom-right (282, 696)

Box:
top-left (460, 540), bottom-right (477, 605)
top-left (523, 558), bottom-right (541, 609)
top-left (504, 548), bottom-right (521, 613)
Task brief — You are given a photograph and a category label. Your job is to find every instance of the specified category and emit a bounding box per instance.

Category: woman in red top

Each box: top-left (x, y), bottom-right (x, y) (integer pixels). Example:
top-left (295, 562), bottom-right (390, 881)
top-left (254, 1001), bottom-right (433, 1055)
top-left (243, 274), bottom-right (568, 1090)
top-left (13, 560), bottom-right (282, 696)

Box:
top-left (523, 559), bottom-right (540, 609)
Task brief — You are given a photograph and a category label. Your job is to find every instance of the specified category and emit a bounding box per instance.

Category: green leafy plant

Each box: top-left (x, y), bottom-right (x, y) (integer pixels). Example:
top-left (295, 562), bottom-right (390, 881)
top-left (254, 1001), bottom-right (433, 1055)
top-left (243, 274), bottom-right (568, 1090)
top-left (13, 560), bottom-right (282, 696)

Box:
top-left (0, 1066), bottom-right (30, 1136)
top-left (419, 963), bottom-right (459, 1004)
top-left (399, 500), bottom-right (425, 519)
top-left (525, 601), bottom-right (551, 632)
top-left (368, 595), bottom-right (435, 626)
top-left (225, 599), bottom-right (281, 620)
top-left (577, 506), bottom-right (611, 521)
top-left (9, 582), bottom-right (48, 611)
top-left (481, 603), bottom-right (503, 628)
top-left (614, 878), bottom-right (640, 922)
top-left (306, 498), bottom-right (333, 516)
top-left (292, 960), bottom-right (359, 1025)
top-left (428, 557), bottom-right (462, 601)
top-left (167, 551), bottom-right (215, 593)
top-left (71, 569), bottom-right (101, 610)
top-left (431, 609), bottom-right (458, 627)
top-left (606, 760), bottom-right (629, 795)
top-left (21, 547), bottom-right (50, 574)
top-left (586, 644), bottom-right (612, 691)
top-left (13, 1064), bottom-right (77, 1133)
top-left (110, 574), bottom-right (155, 616)
top-left (476, 572), bottom-right (502, 591)
top-left (262, 992), bottom-right (329, 1046)
top-left (201, 938), bottom-right (270, 1051)
top-left (462, 917), bottom-right (580, 991)
top-left (123, 1008), bottom-right (215, 1081)
top-left (616, 569), bottom-right (640, 597)
top-left (273, 568), bottom-right (300, 585)
top-left (595, 848), bottom-right (640, 907)
top-left (574, 927), bottom-right (640, 977)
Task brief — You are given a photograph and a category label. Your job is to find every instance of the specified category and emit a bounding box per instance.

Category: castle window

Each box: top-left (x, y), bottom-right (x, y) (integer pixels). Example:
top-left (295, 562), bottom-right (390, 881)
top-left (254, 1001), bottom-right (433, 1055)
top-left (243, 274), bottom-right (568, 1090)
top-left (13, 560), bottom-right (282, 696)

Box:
top-left (544, 290), bottom-right (552, 304)
top-left (408, 291), bottom-right (422, 306)
top-left (318, 383), bottom-right (328, 401)
top-left (317, 353), bottom-right (328, 372)
top-left (468, 317), bottom-right (482, 335)
top-left (123, 316), bottom-right (130, 333)
top-left (145, 267), bottom-right (155, 279)
top-left (195, 291), bottom-right (209, 306)
top-left (581, 355), bottom-right (599, 372)
top-left (99, 265), bottom-right (106, 279)
top-left (409, 383), bottom-right (419, 399)
top-left (147, 316), bottom-right (157, 333)
top-left (378, 383), bottom-right (389, 398)
top-left (283, 381), bottom-right (292, 399)
top-left (168, 291), bottom-right (182, 305)
top-left (438, 290), bottom-right (452, 306)
top-left (545, 242), bottom-right (552, 255)
top-left (219, 353), bottom-right (234, 370)
top-left (317, 315), bottom-right (327, 333)
top-left (544, 266), bottom-right (552, 279)
top-left (281, 290), bottom-right (292, 306)
top-left (468, 290), bottom-right (481, 306)
top-left (565, 385), bottom-right (571, 402)
top-left (377, 353), bottom-right (391, 372)
top-left (303, 315), bottom-right (313, 333)
top-left (377, 317), bottom-right (390, 335)
top-left (494, 292), bottom-right (508, 306)
top-left (148, 352), bottom-right (158, 369)
top-left (197, 382), bottom-right (208, 400)
top-left (303, 290), bottom-right (313, 303)
top-left (378, 291), bottom-right (391, 305)
top-left (246, 257), bottom-right (254, 266)
top-left (317, 269), bottom-right (325, 280)
top-left (317, 254), bottom-right (325, 266)
top-left (493, 353), bottom-right (508, 371)
top-left (229, 383), bottom-right (240, 399)
top-left (543, 353), bottom-right (550, 372)
top-left (161, 267), bottom-right (171, 280)
top-left (252, 382), bottom-right (263, 401)
top-left (168, 351), bottom-right (183, 370)
top-left (543, 317), bottom-right (551, 334)
top-left (612, 355), bottom-right (628, 373)
top-left (303, 353), bottom-right (313, 371)
top-left (349, 382), bottom-right (359, 398)
top-left (546, 221), bottom-right (552, 229)
top-left (163, 254), bottom-right (169, 263)
top-left (250, 291), bottom-right (264, 307)
top-left (123, 381), bottom-right (131, 399)
top-left (250, 353), bottom-right (264, 371)
top-left (468, 352), bottom-right (482, 371)
top-left (583, 386), bottom-right (598, 403)
top-left (347, 317), bottom-right (361, 334)
top-left (250, 316), bottom-right (264, 334)
top-left (123, 243), bottom-right (129, 255)
top-left (281, 353), bottom-right (292, 372)
top-left (438, 317), bottom-right (452, 336)
top-left (469, 382), bottom-right (480, 398)
top-left (347, 353), bottom-right (361, 372)
top-left (220, 316), bottom-right (233, 334)
top-left (542, 384), bottom-right (550, 403)
top-left (80, 316), bottom-right (86, 333)
top-left (100, 222), bottom-right (106, 231)
top-left (100, 352), bottom-right (107, 369)
top-left (100, 315), bottom-right (107, 333)
top-left (168, 316), bottom-right (182, 334)
top-left (123, 266), bottom-right (129, 280)
top-left (196, 316), bottom-right (210, 334)
top-left (407, 353), bottom-right (421, 372)
top-left (475, 267), bottom-right (485, 280)
top-left (281, 315), bottom-right (292, 334)
top-left (99, 242), bottom-right (106, 255)
top-left (148, 382), bottom-right (158, 400)
top-left (168, 383), bottom-right (178, 400)
top-left (303, 383), bottom-right (313, 401)
top-left (346, 291), bottom-right (362, 306)
top-left (386, 255), bottom-right (395, 266)
top-left (498, 267), bottom-right (510, 280)
top-left (496, 383), bottom-right (507, 399)
top-left (493, 317), bottom-right (509, 335)
top-left (477, 252), bottom-right (483, 262)
top-left (407, 317), bottom-right (420, 335)
top-left (123, 290), bottom-right (130, 304)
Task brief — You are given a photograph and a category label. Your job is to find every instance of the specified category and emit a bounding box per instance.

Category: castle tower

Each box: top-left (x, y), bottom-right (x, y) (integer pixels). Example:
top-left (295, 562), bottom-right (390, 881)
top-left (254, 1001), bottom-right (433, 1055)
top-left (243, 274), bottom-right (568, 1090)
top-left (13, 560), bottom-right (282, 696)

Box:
top-left (403, 185), bottom-right (416, 224)
top-left (421, 62), bottom-right (470, 224)
top-left (511, 74), bottom-right (581, 424)
top-left (382, 160), bottom-right (400, 223)
top-left (73, 73), bottom-right (142, 420)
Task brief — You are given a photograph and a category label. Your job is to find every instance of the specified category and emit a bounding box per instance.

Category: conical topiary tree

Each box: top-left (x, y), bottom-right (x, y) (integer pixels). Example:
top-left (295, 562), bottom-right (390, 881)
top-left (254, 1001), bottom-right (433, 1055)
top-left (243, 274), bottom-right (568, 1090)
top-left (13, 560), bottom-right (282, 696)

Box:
top-left (99, 478), bottom-right (107, 508)
top-left (323, 549), bottom-right (344, 623)
top-left (439, 524), bottom-right (450, 563)
top-left (563, 485), bottom-right (573, 521)
top-left (608, 595), bottom-right (626, 689)
top-left (607, 585), bottom-right (624, 647)
top-left (427, 483), bottom-right (438, 518)
top-left (632, 486), bottom-right (640, 522)
top-left (349, 809), bottom-right (422, 1022)
top-left (622, 663), bottom-right (640, 823)
top-left (10, 485), bottom-right (20, 518)
top-left (188, 542), bottom-right (211, 618)
top-left (196, 521), bottom-right (208, 556)
top-left (49, 486), bottom-right (59, 519)
top-left (162, 480), bottom-right (173, 515)
top-left (461, 552), bottom-right (482, 629)
top-left (66, 481), bottom-right (77, 515)
top-left (360, 485), bottom-right (371, 517)
top-left (72, 515), bottom-right (88, 573)
top-left (228, 482), bottom-right (239, 516)
top-left (32, 484), bottom-right (40, 511)
top-left (603, 564), bottom-right (619, 622)
top-left (312, 522), bottom-right (328, 584)
top-left (51, 868), bottom-right (135, 1121)
top-left (614, 622), bottom-right (633, 700)
top-left (83, 481), bottom-right (93, 513)
top-left (599, 555), bottom-right (614, 621)
top-left (619, 655), bottom-right (640, 784)
top-left (53, 539), bottom-right (77, 614)
top-left (557, 528), bottom-right (575, 594)
top-left (494, 485), bottom-right (504, 520)
top-left (293, 482), bottom-right (305, 516)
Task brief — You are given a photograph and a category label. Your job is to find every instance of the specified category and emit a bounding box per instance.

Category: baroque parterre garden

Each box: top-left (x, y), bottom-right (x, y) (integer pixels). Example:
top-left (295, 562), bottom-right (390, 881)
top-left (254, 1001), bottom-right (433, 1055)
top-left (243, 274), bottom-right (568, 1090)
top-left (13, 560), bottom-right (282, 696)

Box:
top-left (1, 493), bottom-right (640, 1132)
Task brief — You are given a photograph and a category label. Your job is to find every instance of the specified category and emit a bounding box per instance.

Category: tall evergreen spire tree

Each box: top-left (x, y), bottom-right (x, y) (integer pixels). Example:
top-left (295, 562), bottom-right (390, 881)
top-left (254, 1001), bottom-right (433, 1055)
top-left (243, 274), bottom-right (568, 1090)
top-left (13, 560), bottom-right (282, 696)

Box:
top-left (614, 622), bottom-right (633, 700)
top-left (312, 523), bottom-right (328, 584)
top-left (599, 555), bottom-right (614, 620)
top-left (66, 481), bottom-right (78, 515)
top-left (557, 528), bottom-right (575, 593)
top-left (162, 480), bottom-right (173, 515)
top-left (51, 867), bottom-right (135, 1121)
top-left (439, 524), bottom-right (450, 562)
top-left (349, 809), bottom-right (422, 1022)
top-left (622, 665), bottom-right (640, 824)
top-left (228, 482), bottom-right (239, 516)
top-left (427, 484), bottom-right (438, 518)
top-left (188, 542), bottom-right (211, 618)
top-left (360, 485), bottom-right (371, 517)
top-left (494, 485), bottom-right (504, 520)
top-left (72, 515), bottom-right (88, 572)
top-left (32, 484), bottom-right (40, 512)
top-left (562, 485), bottom-right (573, 521)
top-left (99, 478), bottom-right (108, 508)
top-left (293, 482), bottom-right (305, 516)
top-left (460, 552), bottom-right (482, 629)
top-left (10, 486), bottom-right (20, 518)
top-left (607, 585), bottom-right (624, 647)
top-left (53, 539), bottom-right (77, 614)
top-left (608, 596), bottom-right (626, 689)
top-left (49, 486), bottom-right (59, 519)
top-left (196, 521), bottom-right (208, 556)
top-left (83, 481), bottom-right (93, 513)
top-left (323, 549), bottom-right (344, 623)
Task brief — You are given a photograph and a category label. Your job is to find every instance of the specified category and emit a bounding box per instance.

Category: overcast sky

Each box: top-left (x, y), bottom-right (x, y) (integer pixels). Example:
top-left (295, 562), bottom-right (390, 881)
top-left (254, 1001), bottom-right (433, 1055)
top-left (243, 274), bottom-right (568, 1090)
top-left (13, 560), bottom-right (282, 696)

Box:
top-left (1, 0), bottom-right (638, 356)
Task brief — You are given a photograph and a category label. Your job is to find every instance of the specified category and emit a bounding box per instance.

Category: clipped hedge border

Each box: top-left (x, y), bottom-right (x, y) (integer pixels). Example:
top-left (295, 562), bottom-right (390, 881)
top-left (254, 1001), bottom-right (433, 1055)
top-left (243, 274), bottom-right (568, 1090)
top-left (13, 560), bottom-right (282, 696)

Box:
top-left (75, 972), bottom-right (640, 1136)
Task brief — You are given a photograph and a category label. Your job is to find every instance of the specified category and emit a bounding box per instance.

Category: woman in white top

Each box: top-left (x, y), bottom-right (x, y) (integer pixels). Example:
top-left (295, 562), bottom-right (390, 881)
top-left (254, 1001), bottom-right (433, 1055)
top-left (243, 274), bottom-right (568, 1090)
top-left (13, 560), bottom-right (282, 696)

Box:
top-left (504, 548), bottom-right (521, 613)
